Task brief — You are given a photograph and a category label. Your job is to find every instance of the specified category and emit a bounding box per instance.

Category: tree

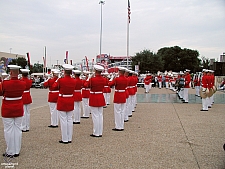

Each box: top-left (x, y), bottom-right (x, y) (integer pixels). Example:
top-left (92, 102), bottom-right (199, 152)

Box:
top-left (132, 49), bottom-right (163, 73)
top-left (9, 57), bottom-right (28, 69)
top-left (157, 46), bottom-right (201, 72)
top-left (32, 63), bottom-right (43, 73)
top-left (200, 56), bottom-right (210, 70)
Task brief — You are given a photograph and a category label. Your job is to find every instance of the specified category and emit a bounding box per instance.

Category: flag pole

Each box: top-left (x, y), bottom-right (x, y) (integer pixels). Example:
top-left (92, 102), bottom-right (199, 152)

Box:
top-left (127, 0), bottom-right (131, 69)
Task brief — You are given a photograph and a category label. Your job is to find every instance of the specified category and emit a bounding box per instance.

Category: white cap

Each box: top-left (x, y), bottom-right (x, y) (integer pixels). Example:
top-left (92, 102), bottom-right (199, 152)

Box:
top-left (72, 70), bottom-right (81, 74)
top-left (93, 65), bottom-right (104, 71)
top-left (2, 72), bottom-right (8, 76)
top-left (20, 69), bottom-right (30, 73)
top-left (202, 69), bottom-right (208, 72)
top-left (62, 64), bottom-right (74, 70)
top-left (118, 66), bottom-right (126, 71)
top-left (185, 69), bottom-right (190, 72)
top-left (208, 70), bottom-right (214, 73)
top-left (8, 65), bottom-right (21, 70)
top-left (83, 70), bottom-right (91, 74)
top-left (52, 69), bottom-right (60, 74)
top-left (179, 71), bottom-right (184, 75)
top-left (101, 72), bottom-right (109, 75)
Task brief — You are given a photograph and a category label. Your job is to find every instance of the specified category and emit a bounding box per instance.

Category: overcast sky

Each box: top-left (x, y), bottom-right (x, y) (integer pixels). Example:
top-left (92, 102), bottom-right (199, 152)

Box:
top-left (0, 0), bottom-right (225, 67)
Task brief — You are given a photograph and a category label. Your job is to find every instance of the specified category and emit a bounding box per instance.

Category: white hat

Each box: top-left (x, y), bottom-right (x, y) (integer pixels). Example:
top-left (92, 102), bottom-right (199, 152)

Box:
top-left (20, 69), bottom-right (30, 73)
top-left (62, 64), bottom-right (74, 70)
top-left (179, 71), bottom-right (184, 75)
top-left (101, 72), bottom-right (109, 75)
top-left (8, 65), bottom-right (21, 70)
top-left (93, 65), bottom-right (104, 71)
top-left (2, 72), bottom-right (8, 76)
top-left (118, 66), bottom-right (126, 71)
top-left (202, 69), bottom-right (208, 72)
top-left (72, 70), bottom-right (81, 74)
top-left (52, 69), bottom-right (60, 74)
top-left (83, 70), bottom-right (91, 74)
top-left (185, 69), bottom-right (190, 72)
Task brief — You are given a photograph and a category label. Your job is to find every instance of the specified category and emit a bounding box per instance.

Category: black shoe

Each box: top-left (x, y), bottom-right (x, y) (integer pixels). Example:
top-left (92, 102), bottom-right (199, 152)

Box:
top-left (81, 117), bottom-right (89, 119)
top-left (73, 122), bottom-right (80, 124)
top-left (3, 153), bottom-right (14, 158)
top-left (103, 106), bottom-right (107, 108)
top-left (22, 130), bottom-right (27, 132)
top-left (48, 125), bottom-right (58, 128)
top-left (208, 106), bottom-right (212, 108)
top-left (68, 141), bottom-right (72, 143)
top-left (200, 109), bottom-right (208, 111)
top-left (112, 128), bottom-right (124, 131)
top-left (90, 134), bottom-right (101, 137)
top-left (124, 120), bottom-right (129, 122)
top-left (223, 144), bottom-right (225, 151)
top-left (128, 115), bottom-right (132, 117)
top-left (132, 110), bottom-right (135, 112)
top-left (59, 140), bottom-right (69, 144)
top-left (14, 154), bottom-right (20, 157)
top-left (183, 102), bottom-right (188, 103)
top-left (107, 104), bottom-right (110, 105)
top-left (26, 130), bottom-right (29, 132)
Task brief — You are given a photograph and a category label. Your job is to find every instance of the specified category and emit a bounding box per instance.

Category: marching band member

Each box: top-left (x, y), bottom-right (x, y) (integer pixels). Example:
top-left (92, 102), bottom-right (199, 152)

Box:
top-left (200, 69), bottom-right (209, 111)
top-left (127, 70), bottom-right (136, 117)
top-left (133, 71), bottom-right (138, 109)
top-left (53, 64), bottom-right (76, 144)
top-left (165, 73), bottom-right (170, 89)
top-left (102, 72), bottom-right (111, 107)
top-left (108, 67), bottom-right (128, 131)
top-left (84, 65), bottom-right (106, 137)
top-left (1, 65), bottom-right (26, 157)
top-left (157, 73), bottom-right (162, 89)
top-left (124, 68), bottom-right (130, 122)
top-left (144, 74), bottom-right (151, 93)
top-left (72, 70), bottom-right (83, 124)
top-left (81, 71), bottom-right (91, 118)
top-left (183, 69), bottom-right (191, 103)
top-left (20, 69), bottom-right (33, 132)
top-left (43, 69), bottom-right (60, 128)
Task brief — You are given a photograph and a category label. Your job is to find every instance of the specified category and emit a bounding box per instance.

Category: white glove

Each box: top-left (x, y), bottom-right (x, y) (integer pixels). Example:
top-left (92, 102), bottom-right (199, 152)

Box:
top-left (86, 73), bottom-right (93, 81)
top-left (109, 74), bottom-right (114, 82)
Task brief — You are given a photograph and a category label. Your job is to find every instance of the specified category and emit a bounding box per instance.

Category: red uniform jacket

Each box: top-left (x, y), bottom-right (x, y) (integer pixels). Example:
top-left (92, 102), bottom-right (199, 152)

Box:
top-left (125, 76), bottom-right (130, 98)
top-left (127, 76), bottom-right (135, 96)
top-left (103, 78), bottom-right (111, 93)
top-left (133, 76), bottom-right (138, 93)
top-left (73, 77), bottom-right (82, 102)
top-left (201, 75), bottom-right (208, 88)
top-left (81, 79), bottom-right (90, 98)
top-left (157, 76), bottom-right (162, 82)
top-left (21, 77), bottom-right (32, 104)
top-left (1, 77), bottom-right (26, 117)
top-left (165, 75), bottom-right (170, 82)
top-left (53, 75), bottom-right (76, 111)
top-left (109, 75), bottom-right (128, 103)
top-left (44, 77), bottom-right (59, 103)
top-left (144, 76), bottom-right (151, 85)
top-left (184, 74), bottom-right (191, 88)
top-left (84, 75), bottom-right (106, 107)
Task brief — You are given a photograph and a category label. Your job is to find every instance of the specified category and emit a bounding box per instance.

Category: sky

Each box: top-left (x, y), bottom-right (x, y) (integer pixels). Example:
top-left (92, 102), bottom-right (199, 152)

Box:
top-left (0, 0), bottom-right (225, 67)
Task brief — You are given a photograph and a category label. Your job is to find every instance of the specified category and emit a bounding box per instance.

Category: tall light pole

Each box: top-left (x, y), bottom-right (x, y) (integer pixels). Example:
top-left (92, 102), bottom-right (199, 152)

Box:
top-left (99, 0), bottom-right (105, 64)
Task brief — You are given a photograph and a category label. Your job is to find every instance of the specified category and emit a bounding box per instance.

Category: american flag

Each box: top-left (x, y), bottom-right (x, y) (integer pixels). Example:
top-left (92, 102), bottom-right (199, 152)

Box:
top-left (128, 0), bottom-right (131, 23)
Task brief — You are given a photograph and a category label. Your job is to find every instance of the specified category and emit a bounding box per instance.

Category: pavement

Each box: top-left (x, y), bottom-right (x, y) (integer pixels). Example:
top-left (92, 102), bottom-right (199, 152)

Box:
top-left (0, 87), bottom-right (225, 169)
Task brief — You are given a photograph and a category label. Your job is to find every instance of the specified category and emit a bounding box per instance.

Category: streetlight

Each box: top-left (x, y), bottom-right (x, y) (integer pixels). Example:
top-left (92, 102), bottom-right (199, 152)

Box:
top-left (99, 0), bottom-right (105, 64)
top-left (9, 48), bottom-right (12, 53)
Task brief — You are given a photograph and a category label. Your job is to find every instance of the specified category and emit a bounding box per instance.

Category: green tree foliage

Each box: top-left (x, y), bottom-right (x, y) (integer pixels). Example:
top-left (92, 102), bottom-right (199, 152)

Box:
top-left (32, 63), bottom-right (43, 73)
top-left (9, 57), bottom-right (28, 69)
top-left (132, 49), bottom-right (163, 73)
top-left (200, 56), bottom-right (210, 69)
top-left (157, 46), bottom-right (201, 72)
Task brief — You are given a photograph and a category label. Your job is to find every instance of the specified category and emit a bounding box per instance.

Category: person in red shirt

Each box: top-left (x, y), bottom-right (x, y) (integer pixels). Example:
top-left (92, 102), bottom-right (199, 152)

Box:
top-left (165, 74), bottom-right (170, 89)
top-left (1, 65), bottom-right (26, 157)
top-left (72, 70), bottom-right (83, 124)
top-left (193, 72), bottom-right (201, 97)
top-left (52, 64), bottom-right (76, 144)
top-left (84, 65), bottom-right (106, 137)
top-left (124, 68), bottom-right (130, 122)
top-left (144, 74), bottom-right (151, 93)
top-left (20, 69), bottom-right (32, 132)
top-left (183, 69), bottom-right (191, 103)
top-left (43, 69), bottom-right (60, 128)
top-left (201, 69), bottom-right (209, 111)
top-left (109, 67), bottom-right (128, 131)
top-left (127, 70), bottom-right (136, 117)
top-left (157, 74), bottom-right (162, 89)
top-left (102, 72), bottom-right (111, 107)
top-left (81, 71), bottom-right (91, 118)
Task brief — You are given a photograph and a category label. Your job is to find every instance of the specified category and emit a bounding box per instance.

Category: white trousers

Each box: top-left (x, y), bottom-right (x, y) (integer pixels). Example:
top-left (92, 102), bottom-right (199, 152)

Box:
top-left (145, 84), bottom-right (150, 93)
top-left (73, 101), bottom-right (81, 122)
top-left (90, 106), bottom-right (103, 136)
top-left (202, 98), bottom-right (209, 110)
top-left (82, 98), bottom-right (90, 117)
top-left (103, 93), bottom-right (110, 105)
top-left (183, 88), bottom-right (189, 102)
top-left (195, 86), bottom-right (200, 96)
top-left (49, 102), bottom-right (58, 126)
top-left (114, 103), bottom-right (125, 129)
top-left (124, 98), bottom-right (129, 121)
top-left (58, 111), bottom-right (73, 142)
top-left (2, 117), bottom-right (22, 155)
top-left (179, 88), bottom-right (184, 98)
top-left (21, 104), bottom-right (30, 131)
top-left (158, 82), bottom-right (162, 89)
top-left (127, 96), bottom-right (132, 116)
top-left (165, 82), bottom-right (169, 89)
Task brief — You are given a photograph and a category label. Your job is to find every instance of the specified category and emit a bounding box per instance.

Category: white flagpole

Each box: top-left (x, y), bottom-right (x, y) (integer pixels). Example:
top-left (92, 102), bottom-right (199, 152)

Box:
top-left (127, 19), bottom-right (129, 69)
